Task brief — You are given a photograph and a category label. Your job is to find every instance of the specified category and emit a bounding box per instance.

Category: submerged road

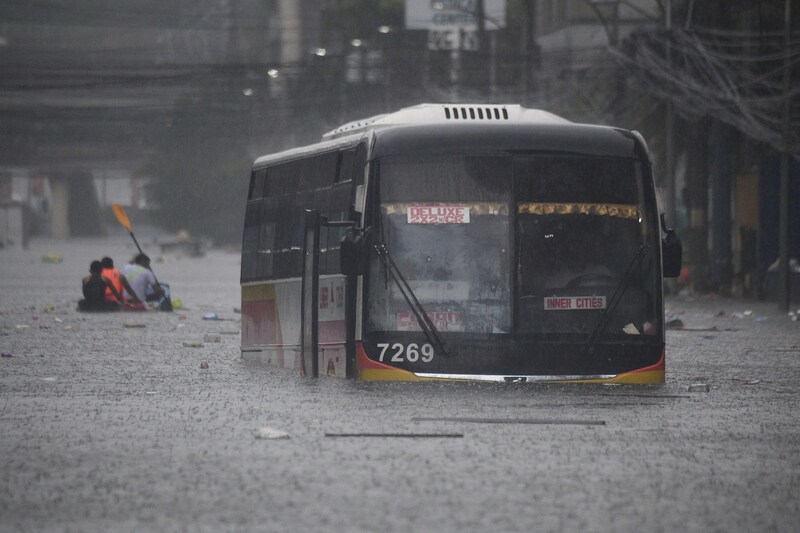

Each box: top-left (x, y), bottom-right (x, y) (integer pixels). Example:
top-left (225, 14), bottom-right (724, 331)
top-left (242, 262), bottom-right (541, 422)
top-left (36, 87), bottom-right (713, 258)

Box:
top-left (1, 236), bottom-right (799, 532)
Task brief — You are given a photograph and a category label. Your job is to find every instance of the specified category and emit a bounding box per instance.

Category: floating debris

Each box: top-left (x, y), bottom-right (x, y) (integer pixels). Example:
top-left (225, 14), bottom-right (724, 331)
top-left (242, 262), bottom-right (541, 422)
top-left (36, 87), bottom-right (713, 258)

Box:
top-left (203, 334), bottom-right (221, 343)
top-left (666, 318), bottom-right (684, 329)
top-left (42, 377), bottom-right (57, 382)
top-left (182, 341), bottom-right (203, 348)
top-left (202, 313), bottom-right (220, 320)
top-left (200, 361), bottom-right (209, 369)
top-left (41, 253), bottom-right (63, 264)
top-left (1, 353), bottom-right (13, 358)
top-left (145, 391), bottom-right (157, 395)
top-left (687, 383), bottom-right (710, 393)
top-left (325, 433), bottom-right (463, 438)
top-left (123, 323), bottom-right (146, 328)
top-left (412, 417), bottom-right (605, 426)
top-left (254, 426), bottom-right (290, 440)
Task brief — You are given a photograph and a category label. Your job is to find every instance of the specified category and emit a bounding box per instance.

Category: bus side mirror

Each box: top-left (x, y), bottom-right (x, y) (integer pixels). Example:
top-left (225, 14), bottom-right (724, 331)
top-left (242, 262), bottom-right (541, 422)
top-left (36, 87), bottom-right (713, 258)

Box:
top-left (662, 229), bottom-right (682, 278)
top-left (660, 213), bottom-right (682, 278)
top-left (340, 228), bottom-right (366, 276)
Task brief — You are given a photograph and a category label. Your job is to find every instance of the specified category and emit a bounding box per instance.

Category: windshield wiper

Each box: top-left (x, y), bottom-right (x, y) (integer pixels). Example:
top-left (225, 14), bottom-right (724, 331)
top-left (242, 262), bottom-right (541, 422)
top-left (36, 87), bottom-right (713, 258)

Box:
top-left (373, 243), bottom-right (453, 358)
top-left (583, 244), bottom-right (649, 357)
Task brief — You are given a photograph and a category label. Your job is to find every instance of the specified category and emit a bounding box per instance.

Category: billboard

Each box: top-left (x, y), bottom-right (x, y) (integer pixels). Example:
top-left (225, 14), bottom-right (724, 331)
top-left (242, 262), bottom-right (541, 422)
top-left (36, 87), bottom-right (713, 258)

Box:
top-left (405, 0), bottom-right (506, 30)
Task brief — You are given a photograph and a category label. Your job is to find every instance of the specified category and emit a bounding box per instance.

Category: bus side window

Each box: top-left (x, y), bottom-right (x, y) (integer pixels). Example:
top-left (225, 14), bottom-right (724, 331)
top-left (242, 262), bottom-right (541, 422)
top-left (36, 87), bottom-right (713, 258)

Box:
top-left (351, 143), bottom-right (368, 221)
top-left (257, 196), bottom-right (278, 279)
top-left (301, 152), bottom-right (338, 191)
top-left (337, 149), bottom-right (355, 184)
top-left (269, 160), bottom-right (304, 278)
top-left (241, 201), bottom-right (261, 282)
top-left (321, 148), bottom-right (359, 274)
top-left (249, 169), bottom-right (266, 200)
top-left (324, 183), bottom-right (352, 275)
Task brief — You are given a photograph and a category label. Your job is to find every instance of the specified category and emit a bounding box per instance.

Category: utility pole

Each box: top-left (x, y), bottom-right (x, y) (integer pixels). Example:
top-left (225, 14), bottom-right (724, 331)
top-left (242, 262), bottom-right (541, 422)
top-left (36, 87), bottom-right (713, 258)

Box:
top-left (778, 0), bottom-right (793, 311)
top-left (665, 0), bottom-right (676, 229)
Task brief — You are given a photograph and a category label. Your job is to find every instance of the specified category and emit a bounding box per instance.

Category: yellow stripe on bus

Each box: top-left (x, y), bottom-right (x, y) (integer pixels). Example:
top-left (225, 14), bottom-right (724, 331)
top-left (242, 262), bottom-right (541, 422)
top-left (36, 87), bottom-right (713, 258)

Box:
top-left (518, 203), bottom-right (639, 219)
top-left (242, 283), bottom-right (276, 303)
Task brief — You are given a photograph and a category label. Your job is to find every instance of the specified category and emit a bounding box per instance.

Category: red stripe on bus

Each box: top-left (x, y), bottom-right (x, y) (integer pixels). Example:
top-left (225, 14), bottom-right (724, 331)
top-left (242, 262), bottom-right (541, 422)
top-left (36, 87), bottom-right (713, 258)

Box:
top-left (626, 349), bottom-right (665, 374)
top-left (356, 341), bottom-right (401, 371)
top-left (241, 300), bottom-right (278, 345)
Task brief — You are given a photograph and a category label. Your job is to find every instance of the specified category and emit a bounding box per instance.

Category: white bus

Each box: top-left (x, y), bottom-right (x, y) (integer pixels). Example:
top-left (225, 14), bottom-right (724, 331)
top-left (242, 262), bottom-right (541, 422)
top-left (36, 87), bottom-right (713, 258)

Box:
top-left (240, 104), bottom-right (681, 382)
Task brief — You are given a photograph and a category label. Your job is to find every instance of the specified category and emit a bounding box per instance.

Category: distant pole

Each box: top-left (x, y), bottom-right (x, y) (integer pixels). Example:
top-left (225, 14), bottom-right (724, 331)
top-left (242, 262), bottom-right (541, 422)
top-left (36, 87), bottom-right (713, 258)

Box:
top-left (778, 0), bottom-right (793, 311)
top-left (665, 0), bottom-right (676, 229)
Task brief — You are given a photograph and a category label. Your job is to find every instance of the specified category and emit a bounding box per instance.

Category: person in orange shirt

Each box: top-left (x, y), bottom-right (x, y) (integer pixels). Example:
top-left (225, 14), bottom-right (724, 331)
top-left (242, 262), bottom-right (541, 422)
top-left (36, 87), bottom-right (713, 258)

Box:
top-left (100, 256), bottom-right (142, 306)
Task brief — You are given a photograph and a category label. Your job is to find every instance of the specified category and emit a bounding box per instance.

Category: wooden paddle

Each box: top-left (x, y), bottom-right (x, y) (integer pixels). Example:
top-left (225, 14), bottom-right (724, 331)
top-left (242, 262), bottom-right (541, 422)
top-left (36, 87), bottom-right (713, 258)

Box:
top-left (111, 203), bottom-right (161, 287)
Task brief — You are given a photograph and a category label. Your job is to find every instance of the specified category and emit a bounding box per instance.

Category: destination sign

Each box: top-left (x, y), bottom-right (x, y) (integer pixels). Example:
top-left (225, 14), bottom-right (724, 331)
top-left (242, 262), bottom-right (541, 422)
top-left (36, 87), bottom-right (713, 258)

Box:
top-left (544, 296), bottom-right (607, 311)
top-left (397, 311), bottom-right (463, 332)
top-left (407, 205), bottom-right (470, 224)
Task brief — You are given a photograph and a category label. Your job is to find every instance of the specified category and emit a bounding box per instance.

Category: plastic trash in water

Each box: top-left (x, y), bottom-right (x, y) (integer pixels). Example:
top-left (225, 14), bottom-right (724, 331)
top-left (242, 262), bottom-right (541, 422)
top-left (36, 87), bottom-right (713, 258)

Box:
top-left (200, 361), bottom-right (209, 369)
top-left (203, 334), bottom-right (221, 343)
top-left (687, 383), bottom-right (710, 393)
top-left (254, 426), bottom-right (290, 440)
top-left (202, 313), bottom-right (220, 320)
top-left (1, 353), bottom-right (13, 358)
top-left (182, 341), bottom-right (204, 348)
top-left (665, 318), bottom-right (684, 329)
top-left (41, 253), bottom-right (63, 264)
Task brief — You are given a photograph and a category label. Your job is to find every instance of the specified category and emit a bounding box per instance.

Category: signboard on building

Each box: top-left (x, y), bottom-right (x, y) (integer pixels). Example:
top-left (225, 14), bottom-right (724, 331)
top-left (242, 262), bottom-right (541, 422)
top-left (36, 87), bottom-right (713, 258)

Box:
top-left (427, 27), bottom-right (479, 51)
top-left (405, 0), bottom-right (506, 31)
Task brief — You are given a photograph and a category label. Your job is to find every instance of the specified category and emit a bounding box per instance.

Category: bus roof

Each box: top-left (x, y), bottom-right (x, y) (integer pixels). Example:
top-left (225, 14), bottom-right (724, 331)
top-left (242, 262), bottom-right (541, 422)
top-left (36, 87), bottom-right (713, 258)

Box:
top-left (371, 122), bottom-right (647, 160)
top-left (322, 103), bottom-right (571, 139)
top-left (252, 104), bottom-right (649, 168)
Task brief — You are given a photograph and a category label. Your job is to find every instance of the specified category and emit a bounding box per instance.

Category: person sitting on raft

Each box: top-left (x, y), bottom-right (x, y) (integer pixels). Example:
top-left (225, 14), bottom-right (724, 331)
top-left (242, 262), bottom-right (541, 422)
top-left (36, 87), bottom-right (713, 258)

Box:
top-left (100, 256), bottom-right (143, 308)
top-left (78, 260), bottom-right (125, 312)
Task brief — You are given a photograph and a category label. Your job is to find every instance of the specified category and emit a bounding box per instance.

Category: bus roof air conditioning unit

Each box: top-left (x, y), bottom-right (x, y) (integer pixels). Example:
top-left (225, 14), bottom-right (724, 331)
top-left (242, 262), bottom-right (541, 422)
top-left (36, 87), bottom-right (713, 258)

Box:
top-left (322, 104), bottom-right (571, 139)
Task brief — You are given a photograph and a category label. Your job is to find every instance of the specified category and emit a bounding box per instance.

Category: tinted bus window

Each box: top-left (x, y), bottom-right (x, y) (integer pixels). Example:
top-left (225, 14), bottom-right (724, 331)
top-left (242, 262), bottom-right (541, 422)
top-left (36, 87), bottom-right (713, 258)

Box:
top-left (249, 169), bottom-right (267, 200)
top-left (367, 155), bottom-right (512, 335)
top-left (267, 160), bottom-right (302, 197)
top-left (241, 202), bottom-right (261, 281)
top-left (322, 181), bottom-right (354, 275)
top-left (515, 156), bottom-right (657, 337)
top-left (301, 152), bottom-right (338, 191)
top-left (337, 149), bottom-right (355, 183)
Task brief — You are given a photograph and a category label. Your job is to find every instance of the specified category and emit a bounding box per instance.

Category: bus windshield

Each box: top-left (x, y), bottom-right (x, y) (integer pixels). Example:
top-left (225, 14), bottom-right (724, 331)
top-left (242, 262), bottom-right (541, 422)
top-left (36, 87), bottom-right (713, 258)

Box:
top-left (367, 155), bottom-right (512, 335)
top-left (366, 153), bottom-right (659, 340)
top-left (516, 156), bottom-right (658, 339)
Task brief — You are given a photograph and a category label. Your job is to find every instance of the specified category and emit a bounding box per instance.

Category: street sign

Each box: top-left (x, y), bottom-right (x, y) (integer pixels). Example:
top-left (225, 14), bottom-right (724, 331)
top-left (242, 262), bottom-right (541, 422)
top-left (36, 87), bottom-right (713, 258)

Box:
top-left (427, 27), bottom-right (479, 51)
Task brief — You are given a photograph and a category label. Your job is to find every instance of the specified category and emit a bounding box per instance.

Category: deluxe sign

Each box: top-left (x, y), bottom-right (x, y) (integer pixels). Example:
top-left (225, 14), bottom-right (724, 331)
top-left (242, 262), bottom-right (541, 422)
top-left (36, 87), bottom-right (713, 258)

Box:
top-left (407, 205), bottom-right (470, 224)
top-left (544, 296), bottom-right (607, 311)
